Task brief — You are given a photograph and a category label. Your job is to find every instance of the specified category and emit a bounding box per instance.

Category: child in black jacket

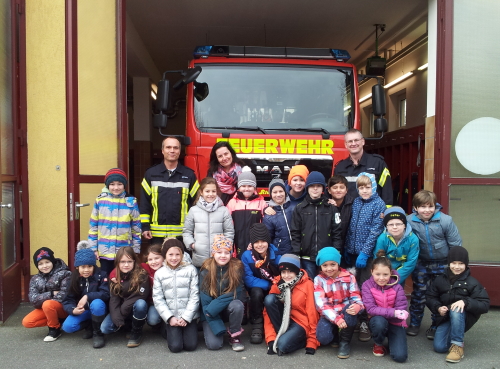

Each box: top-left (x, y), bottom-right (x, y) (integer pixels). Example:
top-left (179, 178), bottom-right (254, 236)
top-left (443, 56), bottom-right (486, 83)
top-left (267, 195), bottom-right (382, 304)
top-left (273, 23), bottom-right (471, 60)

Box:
top-left (426, 247), bottom-right (489, 363)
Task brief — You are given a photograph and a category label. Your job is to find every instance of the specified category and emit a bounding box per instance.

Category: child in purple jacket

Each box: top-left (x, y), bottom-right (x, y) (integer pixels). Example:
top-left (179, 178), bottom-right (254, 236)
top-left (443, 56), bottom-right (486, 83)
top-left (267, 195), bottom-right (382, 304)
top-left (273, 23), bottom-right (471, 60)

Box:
top-left (362, 250), bottom-right (408, 363)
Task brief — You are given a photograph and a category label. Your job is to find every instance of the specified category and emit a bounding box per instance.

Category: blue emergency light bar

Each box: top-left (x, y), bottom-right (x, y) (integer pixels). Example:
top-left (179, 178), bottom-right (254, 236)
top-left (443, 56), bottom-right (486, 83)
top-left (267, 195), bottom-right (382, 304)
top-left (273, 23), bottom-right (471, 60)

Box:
top-left (193, 45), bottom-right (351, 62)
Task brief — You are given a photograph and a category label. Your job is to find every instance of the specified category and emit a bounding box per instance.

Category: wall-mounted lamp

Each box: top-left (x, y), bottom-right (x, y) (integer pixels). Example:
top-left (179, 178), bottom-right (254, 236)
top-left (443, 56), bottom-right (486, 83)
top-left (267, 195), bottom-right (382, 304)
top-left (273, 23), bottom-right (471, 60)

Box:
top-left (359, 93), bottom-right (372, 103)
top-left (384, 71), bottom-right (413, 89)
top-left (418, 63), bottom-right (428, 71)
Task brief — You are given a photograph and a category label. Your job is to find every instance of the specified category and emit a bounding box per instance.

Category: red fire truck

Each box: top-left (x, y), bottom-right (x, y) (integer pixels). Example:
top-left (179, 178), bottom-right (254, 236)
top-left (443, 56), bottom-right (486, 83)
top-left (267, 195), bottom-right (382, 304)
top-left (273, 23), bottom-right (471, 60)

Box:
top-left (154, 45), bottom-right (386, 194)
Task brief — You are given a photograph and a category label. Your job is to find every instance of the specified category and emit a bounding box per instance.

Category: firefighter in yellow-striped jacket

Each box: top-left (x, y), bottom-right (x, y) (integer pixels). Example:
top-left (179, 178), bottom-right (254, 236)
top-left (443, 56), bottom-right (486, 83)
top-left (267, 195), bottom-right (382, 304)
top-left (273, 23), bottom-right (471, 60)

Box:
top-left (139, 137), bottom-right (199, 246)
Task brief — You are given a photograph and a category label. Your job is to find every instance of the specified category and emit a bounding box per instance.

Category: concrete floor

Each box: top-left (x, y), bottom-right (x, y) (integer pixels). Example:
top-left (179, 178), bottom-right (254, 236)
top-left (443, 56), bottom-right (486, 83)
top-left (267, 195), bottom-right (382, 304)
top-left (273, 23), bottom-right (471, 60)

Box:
top-left (0, 303), bottom-right (498, 369)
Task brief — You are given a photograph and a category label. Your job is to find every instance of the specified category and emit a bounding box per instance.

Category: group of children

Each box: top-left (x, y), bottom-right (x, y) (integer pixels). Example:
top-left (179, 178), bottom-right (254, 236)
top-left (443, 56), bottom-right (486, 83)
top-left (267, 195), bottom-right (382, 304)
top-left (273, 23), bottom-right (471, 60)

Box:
top-left (22, 163), bottom-right (490, 364)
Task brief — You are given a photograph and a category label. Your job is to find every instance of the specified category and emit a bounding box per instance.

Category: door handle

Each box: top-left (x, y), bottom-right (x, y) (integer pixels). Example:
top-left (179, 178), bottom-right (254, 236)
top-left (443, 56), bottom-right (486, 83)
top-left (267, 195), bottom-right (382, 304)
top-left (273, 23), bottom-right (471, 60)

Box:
top-left (1, 203), bottom-right (12, 209)
top-left (76, 203), bottom-right (90, 208)
top-left (75, 202), bottom-right (90, 220)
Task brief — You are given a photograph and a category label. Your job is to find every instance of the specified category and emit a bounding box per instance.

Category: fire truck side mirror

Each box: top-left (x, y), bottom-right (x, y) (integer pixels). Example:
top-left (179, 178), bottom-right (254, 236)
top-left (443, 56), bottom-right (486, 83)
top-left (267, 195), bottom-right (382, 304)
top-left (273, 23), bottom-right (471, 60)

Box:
top-left (372, 83), bottom-right (386, 116)
top-left (156, 80), bottom-right (170, 112)
top-left (374, 117), bottom-right (388, 133)
top-left (173, 66), bottom-right (202, 90)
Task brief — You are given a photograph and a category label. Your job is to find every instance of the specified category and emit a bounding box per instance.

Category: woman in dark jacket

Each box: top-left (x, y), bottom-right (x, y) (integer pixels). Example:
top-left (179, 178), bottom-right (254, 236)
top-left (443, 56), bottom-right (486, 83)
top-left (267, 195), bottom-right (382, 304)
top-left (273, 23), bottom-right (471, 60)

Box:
top-left (426, 247), bottom-right (489, 363)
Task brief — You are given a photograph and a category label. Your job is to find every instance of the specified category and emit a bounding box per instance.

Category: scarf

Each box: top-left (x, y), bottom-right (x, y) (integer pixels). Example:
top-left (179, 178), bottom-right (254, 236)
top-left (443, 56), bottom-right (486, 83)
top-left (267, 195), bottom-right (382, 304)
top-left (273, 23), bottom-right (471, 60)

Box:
top-left (251, 249), bottom-right (279, 282)
top-left (197, 196), bottom-right (223, 213)
top-left (212, 163), bottom-right (242, 194)
top-left (447, 267), bottom-right (468, 285)
top-left (273, 270), bottom-right (304, 353)
top-left (306, 194), bottom-right (324, 205)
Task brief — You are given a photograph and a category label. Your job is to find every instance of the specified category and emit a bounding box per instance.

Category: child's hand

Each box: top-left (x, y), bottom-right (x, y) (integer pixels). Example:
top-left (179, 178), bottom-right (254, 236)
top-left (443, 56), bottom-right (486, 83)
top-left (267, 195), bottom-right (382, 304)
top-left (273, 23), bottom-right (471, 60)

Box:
top-left (327, 198), bottom-right (337, 206)
top-left (355, 252), bottom-right (369, 269)
top-left (142, 231), bottom-right (152, 239)
top-left (337, 318), bottom-right (347, 329)
top-left (190, 243), bottom-right (195, 250)
top-left (247, 243), bottom-right (252, 251)
top-left (52, 290), bottom-right (59, 296)
top-left (169, 317), bottom-right (179, 326)
top-left (394, 310), bottom-right (409, 320)
top-left (110, 277), bottom-right (117, 283)
top-left (73, 307), bottom-right (85, 315)
top-left (265, 207), bottom-right (276, 216)
top-left (346, 304), bottom-right (361, 315)
top-left (94, 251), bottom-right (99, 260)
top-left (177, 318), bottom-right (187, 327)
top-left (450, 300), bottom-right (465, 313)
top-left (438, 306), bottom-right (449, 316)
top-left (77, 295), bottom-right (88, 309)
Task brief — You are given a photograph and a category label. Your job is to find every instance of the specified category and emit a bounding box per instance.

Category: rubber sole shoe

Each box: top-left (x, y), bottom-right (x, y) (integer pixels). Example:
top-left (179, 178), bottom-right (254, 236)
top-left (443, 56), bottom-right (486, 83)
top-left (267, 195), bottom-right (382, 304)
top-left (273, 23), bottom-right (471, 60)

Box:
top-left (406, 325), bottom-right (420, 336)
top-left (426, 326), bottom-right (436, 340)
top-left (372, 343), bottom-right (388, 357)
top-left (358, 322), bottom-right (371, 342)
top-left (446, 344), bottom-right (464, 363)
top-left (229, 337), bottom-right (245, 352)
top-left (44, 327), bottom-right (61, 342)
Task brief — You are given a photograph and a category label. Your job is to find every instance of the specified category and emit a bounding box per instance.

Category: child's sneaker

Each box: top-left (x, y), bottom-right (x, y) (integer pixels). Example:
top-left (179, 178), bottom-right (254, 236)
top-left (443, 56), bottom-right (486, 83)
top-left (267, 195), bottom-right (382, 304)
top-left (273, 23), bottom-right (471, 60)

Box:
top-left (406, 325), bottom-right (420, 336)
top-left (44, 327), bottom-right (61, 342)
top-left (358, 322), bottom-right (371, 342)
top-left (229, 336), bottom-right (245, 351)
top-left (426, 326), bottom-right (436, 340)
top-left (446, 344), bottom-right (464, 363)
top-left (372, 343), bottom-right (388, 357)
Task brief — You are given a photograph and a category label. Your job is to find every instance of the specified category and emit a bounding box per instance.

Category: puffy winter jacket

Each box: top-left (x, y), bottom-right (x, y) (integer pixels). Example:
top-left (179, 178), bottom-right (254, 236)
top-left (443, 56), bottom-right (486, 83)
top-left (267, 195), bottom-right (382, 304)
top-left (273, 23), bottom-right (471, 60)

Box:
top-left (153, 261), bottom-right (199, 324)
top-left (263, 198), bottom-right (293, 256)
top-left (28, 258), bottom-right (71, 309)
top-left (426, 268), bottom-right (489, 332)
top-left (182, 197), bottom-right (235, 267)
top-left (291, 195), bottom-right (342, 261)
top-left (241, 244), bottom-right (281, 290)
top-left (362, 271), bottom-right (408, 327)
top-left (226, 192), bottom-right (267, 257)
top-left (285, 183), bottom-right (306, 212)
top-left (373, 224), bottom-right (419, 283)
top-left (407, 204), bottom-right (462, 262)
top-left (264, 271), bottom-right (319, 349)
top-left (313, 268), bottom-right (364, 325)
top-left (88, 190), bottom-right (142, 259)
top-left (63, 268), bottom-right (110, 314)
top-left (334, 193), bottom-right (355, 248)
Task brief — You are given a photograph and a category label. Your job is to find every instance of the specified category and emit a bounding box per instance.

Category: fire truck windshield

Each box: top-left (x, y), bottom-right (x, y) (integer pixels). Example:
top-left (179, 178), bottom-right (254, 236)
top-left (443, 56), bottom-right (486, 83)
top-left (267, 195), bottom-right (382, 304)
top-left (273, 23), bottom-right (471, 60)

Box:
top-left (194, 64), bottom-right (353, 134)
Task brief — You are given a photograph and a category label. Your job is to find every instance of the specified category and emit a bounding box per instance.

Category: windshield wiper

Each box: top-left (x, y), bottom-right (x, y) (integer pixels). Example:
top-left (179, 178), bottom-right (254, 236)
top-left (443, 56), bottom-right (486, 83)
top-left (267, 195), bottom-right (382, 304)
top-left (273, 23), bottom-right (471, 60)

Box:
top-left (202, 126), bottom-right (267, 134)
top-left (269, 127), bottom-right (330, 136)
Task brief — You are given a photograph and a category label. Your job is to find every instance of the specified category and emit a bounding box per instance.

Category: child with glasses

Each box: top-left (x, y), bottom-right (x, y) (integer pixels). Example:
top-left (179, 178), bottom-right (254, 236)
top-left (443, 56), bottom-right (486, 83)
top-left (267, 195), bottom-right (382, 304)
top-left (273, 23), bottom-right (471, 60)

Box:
top-left (373, 207), bottom-right (419, 285)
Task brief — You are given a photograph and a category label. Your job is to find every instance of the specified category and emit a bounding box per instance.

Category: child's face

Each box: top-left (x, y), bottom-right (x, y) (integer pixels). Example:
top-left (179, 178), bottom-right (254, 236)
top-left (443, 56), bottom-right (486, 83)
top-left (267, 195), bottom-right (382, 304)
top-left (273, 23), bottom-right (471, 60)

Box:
top-left (239, 185), bottom-right (255, 199)
top-left (147, 252), bottom-right (165, 271)
top-left (415, 203), bottom-right (436, 221)
top-left (386, 219), bottom-right (406, 239)
top-left (213, 249), bottom-right (231, 266)
top-left (202, 183), bottom-right (218, 203)
top-left (372, 264), bottom-right (391, 287)
top-left (328, 183), bottom-right (347, 202)
top-left (271, 186), bottom-right (286, 205)
top-left (165, 247), bottom-right (182, 268)
top-left (77, 264), bottom-right (94, 278)
top-left (358, 183), bottom-right (372, 199)
top-left (253, 240), bottom-right (269, 256)
top-left (118, 255), bottom-right (135, 273)
top-left (290, 176), bottom-right (305, 194)
top-left (320, 260), bottom-right (339, 278)
top-left (37, 259), bottom-right (53, 274)
top-left (281, 269), bottom-right (297, 283)
top-left (449, 261), bottom-right (466, 275)
top-left (308, 184), bottom-right (323, 199)
top-left (108, 181), bottom-right (125, 196)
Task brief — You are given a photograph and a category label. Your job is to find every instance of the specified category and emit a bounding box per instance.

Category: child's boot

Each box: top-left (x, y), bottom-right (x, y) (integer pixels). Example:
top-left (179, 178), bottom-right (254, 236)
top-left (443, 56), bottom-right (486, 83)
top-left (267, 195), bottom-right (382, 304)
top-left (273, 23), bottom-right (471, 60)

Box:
top-left (250, 317), bottom-right (264, 344)
top-left (337, 325), bottom-right (355, 359)
top-left (91, 315), bottom-right (105, 349)
top-left (127, 317), bottom-right (146, 348)
top-left (446, 344), bottom-right (464, 363)
top-left (228, 328), bottom-right (245, 351)
top-left (81, 320), bottom-right (93, 339)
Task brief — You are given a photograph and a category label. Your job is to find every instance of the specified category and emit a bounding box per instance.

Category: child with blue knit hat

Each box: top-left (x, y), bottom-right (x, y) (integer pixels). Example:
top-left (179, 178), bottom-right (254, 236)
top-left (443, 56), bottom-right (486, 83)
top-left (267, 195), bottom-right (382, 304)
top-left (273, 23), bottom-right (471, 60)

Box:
top-left (291, 171), bottom-right (342, 279)
top-left (314, 247), bottom-right (364, 359)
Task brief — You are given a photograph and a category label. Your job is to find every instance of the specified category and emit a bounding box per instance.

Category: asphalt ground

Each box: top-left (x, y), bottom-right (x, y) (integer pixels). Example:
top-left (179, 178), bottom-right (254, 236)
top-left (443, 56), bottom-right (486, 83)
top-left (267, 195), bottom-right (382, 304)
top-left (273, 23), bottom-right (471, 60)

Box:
top-left (0, 303), bottom-right (498, 369)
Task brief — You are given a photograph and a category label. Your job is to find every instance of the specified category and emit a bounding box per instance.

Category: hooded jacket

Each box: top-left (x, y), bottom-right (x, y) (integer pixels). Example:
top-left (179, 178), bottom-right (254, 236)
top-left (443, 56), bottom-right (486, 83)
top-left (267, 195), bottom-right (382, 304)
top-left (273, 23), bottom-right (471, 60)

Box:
top-left (241, 244), bottom-right (281, 290)
top-left (426, 268), bottom-right (489, 332)
top-left (291, 195), bottom-right (342, 261)
top-left (313, 268), bottom-right (364, 325)
top-left (28, 258), bottom-right (72, 309)
top-left (284, 183), bottom-right (307, 212)
top-left (182, 197), bottom-right (235, 267)
top-left (362, 271), bottom-right (408, 327)
top-left (264, 270), bottom-right (319, 349)
top-left (263, 197), bottom-right (294, 256)
top-left (63, 267), bottom-right (110, 314)
top-left (153, 260), bottom-right (200, 324)
top-left (345, 173), bottom-right (386, 256)
top-left (373, 223), bottom-right (420, 283)
top-left (407, 204), bottom-right (462, 262)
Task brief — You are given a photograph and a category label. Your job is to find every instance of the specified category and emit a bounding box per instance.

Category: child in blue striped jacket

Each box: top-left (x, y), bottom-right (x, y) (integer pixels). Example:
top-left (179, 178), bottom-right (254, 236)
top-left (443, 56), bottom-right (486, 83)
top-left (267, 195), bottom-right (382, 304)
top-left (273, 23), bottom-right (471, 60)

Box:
top-left (88, 168), bottom-right (141, 274)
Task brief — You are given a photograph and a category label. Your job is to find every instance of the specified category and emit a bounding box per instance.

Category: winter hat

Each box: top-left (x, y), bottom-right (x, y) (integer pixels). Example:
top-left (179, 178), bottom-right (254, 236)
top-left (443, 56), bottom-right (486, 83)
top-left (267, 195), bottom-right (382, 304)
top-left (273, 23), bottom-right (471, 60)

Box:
top-left (105, 168), bottom-right (127, 188)
top-left (74, 240), bottom-right (97, 267)
top-left (161, 237), bottom-right (185, 258)
top-left (249, 223), bottom-right (272, 245)
top-left (383, 206), bottom-right (407, 228)
top-left (356, 172), bottom-right (377, 193)
top-left (305, 171), bottom-right (326, 190)
top-left (316, 247), bottom-right (341, 266)
top-left (269, 178), bottom-right (286, 194)
top-left (33, 247), bottom-right (56, 268)
top-left (279, 254), bottom-right (300, 275)
top-left (288, 165), bottom-right (309, 182)
top-left (448, 247), bottom-right (469, 267)
top-left (237, 166), bottom-right (257, 188)
top-left (210, 234), bottom-right (233, 256)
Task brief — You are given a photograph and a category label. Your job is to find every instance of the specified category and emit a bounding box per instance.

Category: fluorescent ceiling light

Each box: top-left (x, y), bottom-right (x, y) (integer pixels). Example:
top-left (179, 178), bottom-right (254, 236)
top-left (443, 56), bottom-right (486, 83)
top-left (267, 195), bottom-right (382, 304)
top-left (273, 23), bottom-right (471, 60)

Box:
top-left (418, 63), bottom-right (428, 71)
top-left (359, 93), bottom-right (372, 103)
top-left (344, 105), bottom-right (351, 111)
top-left (384, 72), bottom-right (413, 89)
top-left (151, 91), bottom-right (157, 100)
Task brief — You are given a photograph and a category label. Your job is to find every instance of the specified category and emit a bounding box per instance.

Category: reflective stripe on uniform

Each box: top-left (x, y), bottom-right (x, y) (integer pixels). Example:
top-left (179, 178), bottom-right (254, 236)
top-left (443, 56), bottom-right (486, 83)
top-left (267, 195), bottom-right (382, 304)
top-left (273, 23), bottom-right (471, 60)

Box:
top-left (140, 214), bottom-right (150, 223)
top-left (345, 176), bottom-right (358, 183)
top-left (378, 168), bottom-right (390, 187)
top-left (152, 186), bottom-right (159, 225)
top-left (141, 178), bottom-right (152, 195)
top-left (151, 181), bottom-right (190, 189)
top-left (180, 187), bottom-right (188, 225)
top-left (189, 180), bottom-right (200, 198)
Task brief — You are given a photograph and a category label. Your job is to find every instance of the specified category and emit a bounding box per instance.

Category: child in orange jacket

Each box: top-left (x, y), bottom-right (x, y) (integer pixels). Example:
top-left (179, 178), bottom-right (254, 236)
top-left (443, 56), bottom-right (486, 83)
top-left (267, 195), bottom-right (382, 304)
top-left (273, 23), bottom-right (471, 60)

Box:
top-left (263, 254), bottom-right (319, 355)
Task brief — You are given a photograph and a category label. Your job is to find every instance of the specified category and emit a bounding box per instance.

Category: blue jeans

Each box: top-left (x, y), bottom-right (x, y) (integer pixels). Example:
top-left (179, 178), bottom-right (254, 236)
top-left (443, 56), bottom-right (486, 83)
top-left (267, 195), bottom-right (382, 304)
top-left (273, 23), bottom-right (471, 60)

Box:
top-left (434, 310), bottom-right (466, 353)
top-left (62, 299), bottom-right (107, 333)
top-left (101, 299), bottom-right (148, 334)
top-left (202, 300), bottom-right (244, 350)
top-left (147, 304), bottom-right (162, 326)
top-left (369, 316), bottom-right (408, 363)
top-left (300, 259), bottom-right (317, 280)
top-left (316, 306), bottom-right (358, 345)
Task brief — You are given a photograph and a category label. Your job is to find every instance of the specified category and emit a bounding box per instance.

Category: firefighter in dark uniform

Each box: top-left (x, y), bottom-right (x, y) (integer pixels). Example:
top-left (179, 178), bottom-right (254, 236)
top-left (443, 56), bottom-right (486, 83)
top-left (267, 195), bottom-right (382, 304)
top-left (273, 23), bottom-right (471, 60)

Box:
top-left (334, 129), bottom-right (393, 207)
top-left (140, 137), bottom-right (199, 246)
